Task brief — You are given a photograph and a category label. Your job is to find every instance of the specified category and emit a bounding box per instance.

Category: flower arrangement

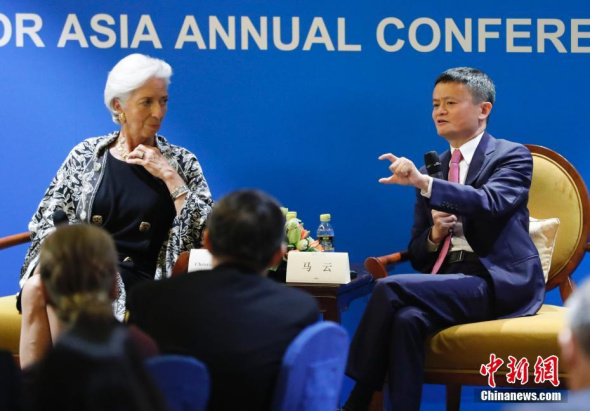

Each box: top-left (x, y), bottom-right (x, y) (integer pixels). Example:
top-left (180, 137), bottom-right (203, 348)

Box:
top-left (270, 208), bottom-right (323, 272)
top-left (284, 213), bottom-right (324, 253)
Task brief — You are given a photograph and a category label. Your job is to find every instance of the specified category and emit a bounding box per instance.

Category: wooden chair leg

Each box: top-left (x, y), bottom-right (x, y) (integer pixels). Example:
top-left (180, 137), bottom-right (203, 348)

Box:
top-left (445, 384), bottom-right (461, 411)
top-left (559, 277), bottom-right (576, 302)
top-left (369, 391), bottom-right (383, 411)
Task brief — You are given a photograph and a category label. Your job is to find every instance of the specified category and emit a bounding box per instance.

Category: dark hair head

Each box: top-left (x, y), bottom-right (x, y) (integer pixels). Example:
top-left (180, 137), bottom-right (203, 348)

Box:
top-left (207, 189), bottom-right (285, 272)
top-left (435, 67), bottom-right (496, 105)
top-left (39, 225), bottom-right (118, 326)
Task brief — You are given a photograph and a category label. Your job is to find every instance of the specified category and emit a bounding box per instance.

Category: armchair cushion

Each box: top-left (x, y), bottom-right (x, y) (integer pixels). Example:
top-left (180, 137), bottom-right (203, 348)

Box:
top-left (527, 149), bottom-right (585, 284)
top-left (425, 304), bottom-right (566, 377)
top-left (0, 295), bottom-right (20, 359)
top-left (529, 217), bottom-right (560, 283)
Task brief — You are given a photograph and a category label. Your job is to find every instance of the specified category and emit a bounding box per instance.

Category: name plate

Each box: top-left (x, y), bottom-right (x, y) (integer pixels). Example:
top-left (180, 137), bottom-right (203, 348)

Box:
top-left (286, 251), bottom-right (351, 284)
top-left (188, 249), bottom-right (213, 272)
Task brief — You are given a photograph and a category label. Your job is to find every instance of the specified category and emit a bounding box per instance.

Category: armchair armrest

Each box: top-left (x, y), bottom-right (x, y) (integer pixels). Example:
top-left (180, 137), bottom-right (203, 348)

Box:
top-left (559, 242), bottom-right (590, 302)
top-left (364, 250), bottom-right (410, 280)
top-left (172, 251), bottom-right (190, 276)
top-left (0, 232), bottom-right (30, 251)
top-left (559, 241), bottom-right (590, 302)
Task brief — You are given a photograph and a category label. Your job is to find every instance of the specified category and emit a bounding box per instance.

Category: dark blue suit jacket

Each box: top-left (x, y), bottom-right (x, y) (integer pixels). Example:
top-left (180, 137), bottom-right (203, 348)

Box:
top-left (408, 132), bottom-right (545, 319)
top-left (127, 263), bottom-right (320, 411)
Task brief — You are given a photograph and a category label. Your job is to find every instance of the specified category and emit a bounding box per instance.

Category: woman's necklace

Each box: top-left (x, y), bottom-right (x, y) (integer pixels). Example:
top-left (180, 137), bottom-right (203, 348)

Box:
top-left (116, 134), bottom-right (129, 160)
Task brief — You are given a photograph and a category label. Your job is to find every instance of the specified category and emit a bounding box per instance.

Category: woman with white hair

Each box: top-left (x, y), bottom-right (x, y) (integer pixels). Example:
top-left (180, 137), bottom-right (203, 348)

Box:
top-left (18, 53), bottom-right (213, 368)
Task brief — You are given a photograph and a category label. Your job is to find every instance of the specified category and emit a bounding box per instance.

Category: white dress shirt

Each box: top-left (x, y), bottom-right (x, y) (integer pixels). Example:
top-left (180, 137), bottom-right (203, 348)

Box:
top-left (422, 132), bottom-right (484, 252)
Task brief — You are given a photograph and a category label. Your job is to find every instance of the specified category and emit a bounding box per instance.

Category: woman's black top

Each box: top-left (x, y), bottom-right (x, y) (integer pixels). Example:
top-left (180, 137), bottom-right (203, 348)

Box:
top-left (92, 151), bottom-right (175, 292)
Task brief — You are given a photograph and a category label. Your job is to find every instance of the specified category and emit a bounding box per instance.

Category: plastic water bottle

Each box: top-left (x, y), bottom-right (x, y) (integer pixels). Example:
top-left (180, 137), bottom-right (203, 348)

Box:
top-left (317, 214), bottom-right (334, 252)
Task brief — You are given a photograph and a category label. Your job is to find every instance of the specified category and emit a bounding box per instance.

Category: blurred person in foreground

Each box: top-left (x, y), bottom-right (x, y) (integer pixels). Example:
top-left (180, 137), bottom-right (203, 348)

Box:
top-left (343, 67), bottom-right (545, 410)
top-left (23, 224), bottom-right (164, 411)
top-left (504, 279), bottom-right (590, 411)
top-left (558, 279), bottom-right (590, 406)
top-left (18, 53), bottom-right (213, 368)
top-left (127, 189), bottom-right (320, 411)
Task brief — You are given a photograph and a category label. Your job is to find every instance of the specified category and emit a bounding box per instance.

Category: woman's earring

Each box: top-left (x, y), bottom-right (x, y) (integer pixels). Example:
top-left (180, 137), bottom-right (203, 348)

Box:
top-left (119, 112), bottom-right (126, 124)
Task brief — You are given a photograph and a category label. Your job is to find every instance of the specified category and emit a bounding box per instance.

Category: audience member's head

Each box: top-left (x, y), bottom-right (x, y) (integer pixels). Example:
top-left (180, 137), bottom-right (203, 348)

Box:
top-left (39, 224), bottom-right (118, 328)
top-left (204, 189), bottom-right (286, 272)
top-left (559, 279), bottom-right (590, 391)
top-left (27, 322), bottom-right (166, 411)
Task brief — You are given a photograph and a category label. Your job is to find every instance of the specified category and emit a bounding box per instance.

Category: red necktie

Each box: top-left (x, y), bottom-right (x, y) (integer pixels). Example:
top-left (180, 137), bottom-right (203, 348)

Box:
top-left (431, 149), bottom-right (463, 274)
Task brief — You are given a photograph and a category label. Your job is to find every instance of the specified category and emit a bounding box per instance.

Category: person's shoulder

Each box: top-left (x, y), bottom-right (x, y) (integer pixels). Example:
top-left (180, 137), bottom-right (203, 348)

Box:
top-left (495, 138), bottom-right (526, 150)
top-left (259, 276), bottom-right (320, 311)
top-left (486, 133), bottom-right (527, 152)
top-left (127, 273), bottom-right (205, 313)
top-left (484, 133), bottom-right (531, 162)
top-left (126, 324), bottom-right (159, 358)
top-left (156, 135), bottom-right (196, 158)
top-left (69, 132), bottom-right (117, 154)
top-left (135, 270), bottom-right (211, 295)
top-left (231, 270), bottom-right (314, 302)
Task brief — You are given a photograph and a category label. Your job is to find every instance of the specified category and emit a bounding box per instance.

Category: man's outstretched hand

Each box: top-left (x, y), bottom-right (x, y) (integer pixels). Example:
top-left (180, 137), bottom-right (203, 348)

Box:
top-left (378, 153), bottom-right (430, 191)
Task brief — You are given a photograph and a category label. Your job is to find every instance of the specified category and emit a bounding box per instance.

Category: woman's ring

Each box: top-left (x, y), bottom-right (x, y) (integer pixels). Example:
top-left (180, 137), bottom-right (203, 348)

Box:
top-left (139, 152), bottom-right (145, 159)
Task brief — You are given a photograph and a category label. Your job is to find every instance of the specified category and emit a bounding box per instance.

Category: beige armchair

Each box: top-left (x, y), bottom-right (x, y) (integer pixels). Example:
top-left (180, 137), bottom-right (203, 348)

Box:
top-left (0, 233), bottom-right (30, 364)
top-left (365, 145), bottom-right (590, 410)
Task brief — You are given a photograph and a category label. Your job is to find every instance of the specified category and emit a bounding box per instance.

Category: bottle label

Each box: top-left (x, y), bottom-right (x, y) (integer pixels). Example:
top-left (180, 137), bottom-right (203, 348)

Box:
top-left (318, 235), bottom-right (334, 252)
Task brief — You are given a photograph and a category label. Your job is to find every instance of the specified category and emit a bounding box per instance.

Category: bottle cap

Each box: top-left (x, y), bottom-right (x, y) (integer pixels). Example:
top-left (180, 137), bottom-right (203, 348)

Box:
top-left (320, 214), bottom-right (331, 222)
top-left (286, 211), bottom-right (297, 220)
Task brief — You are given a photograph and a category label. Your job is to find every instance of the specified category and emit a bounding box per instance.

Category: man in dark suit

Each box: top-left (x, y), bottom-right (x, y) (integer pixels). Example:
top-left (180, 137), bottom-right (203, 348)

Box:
top-left (343, 67), bottom-right (545, 410)
top-left (127, 189), bottom-right (319, 411)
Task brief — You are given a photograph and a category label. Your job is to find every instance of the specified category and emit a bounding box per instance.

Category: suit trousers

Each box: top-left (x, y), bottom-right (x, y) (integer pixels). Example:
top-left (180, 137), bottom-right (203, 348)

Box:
top-left (346, 261), bottom-right (495, 410)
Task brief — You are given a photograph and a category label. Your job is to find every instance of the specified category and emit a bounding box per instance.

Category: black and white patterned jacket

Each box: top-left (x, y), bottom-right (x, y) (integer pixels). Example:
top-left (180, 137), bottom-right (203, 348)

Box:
top-left (19, 131), bottom-right (213, 319)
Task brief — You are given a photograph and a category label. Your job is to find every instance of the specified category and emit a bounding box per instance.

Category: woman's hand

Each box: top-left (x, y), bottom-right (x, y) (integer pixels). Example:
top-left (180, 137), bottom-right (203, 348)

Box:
top-left (126, 144), bottom-right (177, 181)
top-left (126, 144), bottom-right (187, 214)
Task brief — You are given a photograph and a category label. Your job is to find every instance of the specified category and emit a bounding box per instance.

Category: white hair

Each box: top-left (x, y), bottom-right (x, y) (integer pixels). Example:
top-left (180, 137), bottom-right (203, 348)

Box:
top-left (566, 279), bottom-right (590, 357)
top-left (104, 54), bottom-right (172, 124)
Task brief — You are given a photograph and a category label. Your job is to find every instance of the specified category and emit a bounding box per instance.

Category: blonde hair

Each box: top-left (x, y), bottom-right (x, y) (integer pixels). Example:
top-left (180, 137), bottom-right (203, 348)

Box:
top-left (39, 225), bottom-right (118, 326)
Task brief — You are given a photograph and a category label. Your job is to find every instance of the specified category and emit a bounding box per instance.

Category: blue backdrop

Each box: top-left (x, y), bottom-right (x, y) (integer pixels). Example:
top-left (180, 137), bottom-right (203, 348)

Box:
top-left (2, 1), bottom-right (590, 301)
top-left (2, 1), bottom-right (589, 408)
